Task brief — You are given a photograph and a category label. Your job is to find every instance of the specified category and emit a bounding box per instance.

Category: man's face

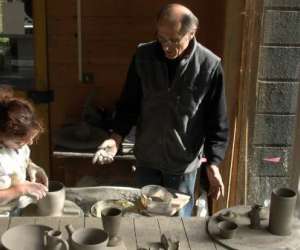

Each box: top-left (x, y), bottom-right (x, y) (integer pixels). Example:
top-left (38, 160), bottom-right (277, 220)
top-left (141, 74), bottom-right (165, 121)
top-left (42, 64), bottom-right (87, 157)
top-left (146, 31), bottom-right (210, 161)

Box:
top-left (157, 22), bottom-right (194, 59)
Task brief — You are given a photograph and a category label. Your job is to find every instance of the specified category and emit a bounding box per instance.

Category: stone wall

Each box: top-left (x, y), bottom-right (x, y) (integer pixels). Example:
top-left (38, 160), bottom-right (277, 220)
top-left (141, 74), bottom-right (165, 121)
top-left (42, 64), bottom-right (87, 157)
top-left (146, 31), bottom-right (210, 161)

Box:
top-left (0, 0), bottom-right (4, 33)
top-left (248, 0), bottom-right (300, 204)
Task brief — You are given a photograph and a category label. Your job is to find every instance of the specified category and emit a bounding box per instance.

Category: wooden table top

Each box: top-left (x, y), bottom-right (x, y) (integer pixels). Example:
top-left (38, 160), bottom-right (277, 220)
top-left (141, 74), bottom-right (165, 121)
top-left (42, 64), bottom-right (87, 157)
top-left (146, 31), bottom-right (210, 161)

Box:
top-left (3, 206), bottom-right (299, 249)
top-left (0, 216), bottom-right (221, 250)
top-left (3, 187), bottom-right (299, 249)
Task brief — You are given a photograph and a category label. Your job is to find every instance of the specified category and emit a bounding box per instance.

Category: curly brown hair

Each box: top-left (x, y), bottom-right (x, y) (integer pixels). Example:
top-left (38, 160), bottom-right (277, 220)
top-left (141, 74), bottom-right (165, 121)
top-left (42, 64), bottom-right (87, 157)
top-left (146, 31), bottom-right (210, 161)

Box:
top-left (0, 85), bottom-right (44, 141)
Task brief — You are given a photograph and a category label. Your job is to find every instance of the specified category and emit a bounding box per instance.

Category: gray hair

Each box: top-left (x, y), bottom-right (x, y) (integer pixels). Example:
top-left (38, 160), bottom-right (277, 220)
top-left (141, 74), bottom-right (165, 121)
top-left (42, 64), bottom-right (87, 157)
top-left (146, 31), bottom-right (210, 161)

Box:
top-left (157, 4), bottom-right (199, 35)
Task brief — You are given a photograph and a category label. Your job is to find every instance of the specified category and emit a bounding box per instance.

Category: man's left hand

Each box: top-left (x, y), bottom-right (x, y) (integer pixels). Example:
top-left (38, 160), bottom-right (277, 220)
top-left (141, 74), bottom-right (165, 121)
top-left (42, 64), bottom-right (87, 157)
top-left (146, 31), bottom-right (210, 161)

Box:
top-left (207, 164), bottom-right (224, 200)
top-left (27, 162), bottom-right (49, 187)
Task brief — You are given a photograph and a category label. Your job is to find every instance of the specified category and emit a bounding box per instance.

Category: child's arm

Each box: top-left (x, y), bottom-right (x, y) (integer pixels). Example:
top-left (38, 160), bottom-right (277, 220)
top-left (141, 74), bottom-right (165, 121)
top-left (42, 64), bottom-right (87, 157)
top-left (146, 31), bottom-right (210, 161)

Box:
top-left (0, 181), bottom-right (48, 205)
top-left (27, 160), bottom-right (49, 187)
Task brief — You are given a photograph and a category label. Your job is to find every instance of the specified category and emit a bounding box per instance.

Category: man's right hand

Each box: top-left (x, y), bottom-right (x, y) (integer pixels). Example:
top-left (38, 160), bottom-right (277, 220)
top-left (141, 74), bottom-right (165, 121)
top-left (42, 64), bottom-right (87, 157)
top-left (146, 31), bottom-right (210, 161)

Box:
top-left (92, 139), bottom-right (119, 165)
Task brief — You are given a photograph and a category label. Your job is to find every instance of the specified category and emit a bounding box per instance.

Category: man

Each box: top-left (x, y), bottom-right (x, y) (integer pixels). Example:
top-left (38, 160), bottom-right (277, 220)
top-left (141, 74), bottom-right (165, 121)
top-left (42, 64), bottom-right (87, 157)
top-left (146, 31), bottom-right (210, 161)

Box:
top-left (93, 3), bottom-right (228, 216)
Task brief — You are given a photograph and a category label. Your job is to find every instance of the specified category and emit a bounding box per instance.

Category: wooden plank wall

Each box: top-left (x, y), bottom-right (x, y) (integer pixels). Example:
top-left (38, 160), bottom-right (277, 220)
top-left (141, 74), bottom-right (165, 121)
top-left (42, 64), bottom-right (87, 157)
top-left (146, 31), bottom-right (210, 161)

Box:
top-left (46, 0), bottom-right (227, 186)
top-left (46, 0), bottom-right (226, 129)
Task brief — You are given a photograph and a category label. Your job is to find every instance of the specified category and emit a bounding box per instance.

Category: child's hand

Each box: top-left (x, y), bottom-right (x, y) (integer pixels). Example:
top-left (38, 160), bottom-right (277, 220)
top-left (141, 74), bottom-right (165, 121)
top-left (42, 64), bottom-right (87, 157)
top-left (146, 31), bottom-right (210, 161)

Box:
top-left (27, 163), bottom-right (49, 187)
top-left (15, 181), bottom-right (48, 200)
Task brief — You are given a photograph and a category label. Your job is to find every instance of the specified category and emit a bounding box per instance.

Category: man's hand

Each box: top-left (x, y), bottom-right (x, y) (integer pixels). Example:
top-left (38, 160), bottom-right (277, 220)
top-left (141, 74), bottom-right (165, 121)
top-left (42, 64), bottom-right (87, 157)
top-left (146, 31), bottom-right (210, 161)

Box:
top-left (93, 139), bottom-right (118, 165)
top-left (207, 164), bottom-right (224, 200)
top-left (27, 162), bottom-right (49, 187)
top-left (93, 133), bottom-right (122, 165)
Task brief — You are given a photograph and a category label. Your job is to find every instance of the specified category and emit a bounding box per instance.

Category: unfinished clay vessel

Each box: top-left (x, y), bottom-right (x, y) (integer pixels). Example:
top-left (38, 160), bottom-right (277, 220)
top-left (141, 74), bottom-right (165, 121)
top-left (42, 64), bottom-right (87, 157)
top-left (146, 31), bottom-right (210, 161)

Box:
top-left (45, 229), bottom-right (69, 250)
top-left (1, 224), bottom-right (53, 250)
top-left (37, 181), bottom-right (65, 216)
top-left (66, 224), bottom-right (108, 250)
top-left (101, 207), bottom-right (122, 247)
top-left (248, 204), bottom-right (263, 229)
top-left (218, 221), bottom-right (238, 239)
top-left (269, 187), bottom-right (297, 236)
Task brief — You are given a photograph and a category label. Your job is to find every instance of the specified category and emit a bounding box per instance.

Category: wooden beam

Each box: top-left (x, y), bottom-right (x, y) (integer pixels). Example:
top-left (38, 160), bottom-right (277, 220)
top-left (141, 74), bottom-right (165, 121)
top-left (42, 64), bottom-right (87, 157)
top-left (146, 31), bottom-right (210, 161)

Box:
top-left (213, 0), bottom-right (264, 213)
top-left (31, 0), bottom-right (51, 175)
top-left (213, 0), bottom-right (246, 212)
top-left (233, 0), bottom-right (264, 207)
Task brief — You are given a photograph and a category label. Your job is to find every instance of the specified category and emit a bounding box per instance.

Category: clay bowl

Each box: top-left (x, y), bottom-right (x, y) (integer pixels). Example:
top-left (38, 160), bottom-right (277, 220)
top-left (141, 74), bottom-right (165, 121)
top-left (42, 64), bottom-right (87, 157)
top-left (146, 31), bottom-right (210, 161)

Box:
top-left (1, 224), bottom-right (53, 250)
top-left (140, 185), bottom-right (173, 214)
top-left (218, 221), bottom-right (238, 239)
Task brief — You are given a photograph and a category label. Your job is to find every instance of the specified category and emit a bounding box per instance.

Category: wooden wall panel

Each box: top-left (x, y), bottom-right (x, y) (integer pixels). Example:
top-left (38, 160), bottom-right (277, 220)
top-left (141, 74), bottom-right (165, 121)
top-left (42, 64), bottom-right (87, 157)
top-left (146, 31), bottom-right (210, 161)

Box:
top-left (48, 47), bottom-right (77, 63)
top-left (82, 17), bottom-right (155, 38)
top-left (84, 42), bottom-right (136, 63)
top-left (49, 63), bottom-right (129, 89)
top-left (50, 86), bottom-right (97, 128)
top-left (84, 63), bottom-right (129, 86)
top-left (46, 0), bottom-right (76, 17)
top-left (47, 19), bottom-right (77, 35)
top-left (81, 0), bottom-right (173, 17)
top-left (48, 63), bottom-right (78, 86)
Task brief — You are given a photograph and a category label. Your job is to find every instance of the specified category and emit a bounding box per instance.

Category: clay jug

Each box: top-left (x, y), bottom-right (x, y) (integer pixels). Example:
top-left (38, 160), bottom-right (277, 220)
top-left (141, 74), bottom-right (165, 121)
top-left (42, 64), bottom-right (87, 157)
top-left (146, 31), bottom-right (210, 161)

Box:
top-left (268, 187), bottom-right (297, 235)
top-left (44, 229), bottom-right (69, 250)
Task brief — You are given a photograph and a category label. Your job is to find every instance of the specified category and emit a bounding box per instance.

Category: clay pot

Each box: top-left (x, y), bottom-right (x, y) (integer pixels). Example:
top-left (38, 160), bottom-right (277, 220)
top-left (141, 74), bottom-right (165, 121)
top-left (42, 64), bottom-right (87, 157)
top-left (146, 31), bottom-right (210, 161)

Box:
top-left (37, 181), bottom-right (65, 216)
top-left (268, 188), bottom-right (297, 236)
top-left (66, 224), bottom-right (108, 250)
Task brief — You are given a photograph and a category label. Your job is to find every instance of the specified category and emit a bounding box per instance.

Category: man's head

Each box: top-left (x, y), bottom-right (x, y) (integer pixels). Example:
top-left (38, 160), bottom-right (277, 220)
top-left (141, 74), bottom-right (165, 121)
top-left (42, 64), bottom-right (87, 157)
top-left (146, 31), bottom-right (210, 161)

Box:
top-left (156, 4), bottom-right (199, 59)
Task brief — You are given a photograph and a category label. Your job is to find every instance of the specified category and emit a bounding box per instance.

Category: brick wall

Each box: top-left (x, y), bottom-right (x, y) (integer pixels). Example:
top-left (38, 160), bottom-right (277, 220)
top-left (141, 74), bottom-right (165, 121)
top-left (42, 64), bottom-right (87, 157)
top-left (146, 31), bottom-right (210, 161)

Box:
top-left (248, 0), bottom-right (300, 204)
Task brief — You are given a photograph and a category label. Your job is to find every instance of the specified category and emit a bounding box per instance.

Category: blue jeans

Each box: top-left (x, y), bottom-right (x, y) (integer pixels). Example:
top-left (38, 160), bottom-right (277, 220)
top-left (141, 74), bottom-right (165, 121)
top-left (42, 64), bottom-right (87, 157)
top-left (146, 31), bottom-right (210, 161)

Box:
top-left (135, 167), bottom-right (197, 217)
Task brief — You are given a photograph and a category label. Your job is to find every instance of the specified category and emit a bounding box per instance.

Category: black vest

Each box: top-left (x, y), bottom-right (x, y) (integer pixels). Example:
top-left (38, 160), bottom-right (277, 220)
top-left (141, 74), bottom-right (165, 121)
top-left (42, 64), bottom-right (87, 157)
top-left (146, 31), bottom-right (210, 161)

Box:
top-left (134, 38), bottom-right (221, 174)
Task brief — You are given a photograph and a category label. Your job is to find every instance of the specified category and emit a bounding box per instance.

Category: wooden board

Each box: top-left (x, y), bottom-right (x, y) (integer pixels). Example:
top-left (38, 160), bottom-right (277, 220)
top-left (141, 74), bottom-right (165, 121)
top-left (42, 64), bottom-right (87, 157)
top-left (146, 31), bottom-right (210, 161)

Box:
top-left (158, 217), bottom-right (190, 250)
top-left (182, 218), bottom-right (216, 250)
top-left (134, 217), bottom-right (161, 249)
top-left (3, 201), bottom-right (300, 250)
top-left (35, 217), bottom-right (60, 230)
top-left (119, 217), bottom-right (136, 250)
top-left (9, 217), bottom-right (35, 227)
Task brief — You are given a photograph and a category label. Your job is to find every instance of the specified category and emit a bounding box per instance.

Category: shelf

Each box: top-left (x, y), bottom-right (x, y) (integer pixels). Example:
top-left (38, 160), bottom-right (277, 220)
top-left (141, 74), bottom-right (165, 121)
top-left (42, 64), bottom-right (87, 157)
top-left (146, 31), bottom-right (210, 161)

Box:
top-left (0, 33), bottom-right (33, 39)
top-left (53, 150), bottom-right (135, 161)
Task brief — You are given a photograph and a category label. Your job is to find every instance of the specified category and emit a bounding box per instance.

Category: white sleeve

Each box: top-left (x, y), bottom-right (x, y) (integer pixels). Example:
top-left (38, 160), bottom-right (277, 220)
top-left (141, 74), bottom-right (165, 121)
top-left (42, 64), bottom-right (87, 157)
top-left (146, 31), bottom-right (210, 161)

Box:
top-left (22, 145), bottom-right (31, 170)
top-left (23, 145), bottom-right (31, 161)
top-left (0, 162), bottom-right (12, 189)
top-left (0, 176), bottom-right (11, 189)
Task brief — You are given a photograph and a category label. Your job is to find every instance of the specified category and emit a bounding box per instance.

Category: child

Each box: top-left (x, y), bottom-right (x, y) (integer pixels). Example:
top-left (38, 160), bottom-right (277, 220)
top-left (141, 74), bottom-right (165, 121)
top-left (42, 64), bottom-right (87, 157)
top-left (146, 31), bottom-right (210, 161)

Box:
top-left (0, 85), bottom-right (48, 212)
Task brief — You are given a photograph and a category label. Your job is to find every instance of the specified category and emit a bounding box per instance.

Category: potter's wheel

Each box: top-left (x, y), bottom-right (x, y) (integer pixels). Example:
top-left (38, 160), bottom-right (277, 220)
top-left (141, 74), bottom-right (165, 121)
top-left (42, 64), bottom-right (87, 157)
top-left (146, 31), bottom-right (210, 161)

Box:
top-left (21, 200), bottom-right (83, 217)
top-left (207, 206), bottom-right (300, 250)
